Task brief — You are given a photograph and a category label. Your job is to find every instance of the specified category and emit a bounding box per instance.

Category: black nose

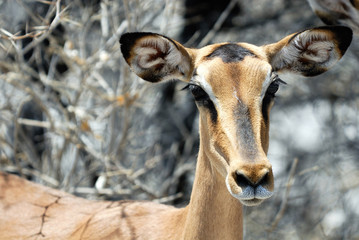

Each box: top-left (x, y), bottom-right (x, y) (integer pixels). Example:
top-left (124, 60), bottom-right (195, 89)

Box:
top-left (235, 171), bottom-right (270, 189)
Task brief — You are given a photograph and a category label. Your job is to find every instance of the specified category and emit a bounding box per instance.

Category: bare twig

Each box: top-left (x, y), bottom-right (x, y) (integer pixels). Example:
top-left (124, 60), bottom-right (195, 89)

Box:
top-left (2, 165), bottom-right (59, 187)
top-left (70, 186), bottom-right (132, 196)
top-left (199, 0), bottom-right (239, 47)
top-left (22, 0), bottom-right (68, 56)
top-left (269, 158), bottom-right (299, 232)
top-left (154, 192), bottom-right (183, 204)
top-left (17, 118), bottom-right (51, 129)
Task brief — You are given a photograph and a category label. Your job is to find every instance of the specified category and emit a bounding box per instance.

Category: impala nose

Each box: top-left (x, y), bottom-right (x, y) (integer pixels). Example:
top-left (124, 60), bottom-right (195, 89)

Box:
top-left (225, 163), bottom-right (274, 206)
top-left (235, 171), bottom-right (273, 200)
top-left (235, 171), bottom-right (269, 189)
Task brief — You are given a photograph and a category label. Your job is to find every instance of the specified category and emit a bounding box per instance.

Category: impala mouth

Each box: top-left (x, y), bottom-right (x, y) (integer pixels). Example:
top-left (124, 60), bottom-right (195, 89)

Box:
top-left (240, 198), bottom-right (264, 206)
top-left (226, 175), bottom-right (274, 206)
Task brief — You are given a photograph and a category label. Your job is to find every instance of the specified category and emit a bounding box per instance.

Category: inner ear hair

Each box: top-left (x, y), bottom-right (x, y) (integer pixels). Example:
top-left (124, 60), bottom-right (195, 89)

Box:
top-left (120, 32), bottom-right (193, 83)
top-left (268, 26), bottom-right (352, 77)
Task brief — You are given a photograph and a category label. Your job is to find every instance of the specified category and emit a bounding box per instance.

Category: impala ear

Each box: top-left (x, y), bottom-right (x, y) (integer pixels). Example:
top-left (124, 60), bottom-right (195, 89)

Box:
top-left (265, 26), bottom-right (352, 76)
top-left (120, 32), bottom-right (194, 83)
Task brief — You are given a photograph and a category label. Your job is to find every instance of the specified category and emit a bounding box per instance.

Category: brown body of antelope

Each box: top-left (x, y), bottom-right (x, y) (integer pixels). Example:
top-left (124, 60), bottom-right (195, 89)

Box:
top-left (0, 26), bottom-right (352, 240)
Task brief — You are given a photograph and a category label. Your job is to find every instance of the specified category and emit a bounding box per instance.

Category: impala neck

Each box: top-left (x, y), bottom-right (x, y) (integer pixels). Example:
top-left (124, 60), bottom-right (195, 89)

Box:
top-left (181, 136), bottom-right (243, 240)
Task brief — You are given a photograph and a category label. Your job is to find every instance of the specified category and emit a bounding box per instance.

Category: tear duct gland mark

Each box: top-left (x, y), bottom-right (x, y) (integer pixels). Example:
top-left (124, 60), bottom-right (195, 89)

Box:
top-left (261, 77), bottom-right (286, 123)
top-left (184, 84), bottom-right (218, 123)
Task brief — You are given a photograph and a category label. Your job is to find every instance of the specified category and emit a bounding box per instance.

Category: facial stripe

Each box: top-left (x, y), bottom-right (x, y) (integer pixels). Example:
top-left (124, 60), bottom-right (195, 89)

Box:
top-left (191, 72), bottom-right (219, 123)
top-left (262, 96), bottom-right (272, 123)
top-left (205, 43), bottom-right (256, 63)
top-left (235, 102), bottom-right (258, 159)
top-left (260, 70), bottom-right (273, 101)
top-left (206, 101), bottom-right (218, 123)
top-left (261, 70), bottom-right (275, 123)
top-left (192, 71), bottom-right (220, 105)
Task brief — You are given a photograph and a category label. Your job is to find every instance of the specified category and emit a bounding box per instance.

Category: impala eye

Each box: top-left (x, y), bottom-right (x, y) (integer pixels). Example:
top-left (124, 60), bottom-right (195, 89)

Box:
top-left (185, 84), bottom-right (210, 103)
top-left (183, 83), bottom-right (218, 122)
top-left (266, 81), bottom-right (279, 97)
top-left (262, 76), bottom-right (286, 122)
top-left (265, 77), bottom-right (286, 98)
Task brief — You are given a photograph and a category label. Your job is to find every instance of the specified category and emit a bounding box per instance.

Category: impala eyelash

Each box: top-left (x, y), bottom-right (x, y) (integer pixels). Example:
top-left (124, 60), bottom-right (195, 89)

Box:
top-left (276, 77), bottom-right (287, 85)
top-left (271, 74), bottom-right (287, 85)
top-left (181, 83), bottom-right (200, 91)
top-left (181, 84), bottom-right (190, 91)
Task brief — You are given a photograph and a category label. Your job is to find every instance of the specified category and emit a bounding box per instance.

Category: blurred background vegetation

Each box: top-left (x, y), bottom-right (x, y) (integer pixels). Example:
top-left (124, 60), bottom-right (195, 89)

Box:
top-left (0, 0), bottom-right (358, 239)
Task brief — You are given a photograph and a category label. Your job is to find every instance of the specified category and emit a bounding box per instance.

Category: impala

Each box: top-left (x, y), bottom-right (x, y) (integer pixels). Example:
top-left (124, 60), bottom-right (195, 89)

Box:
top-left (0, 25), bottom-right (352, 240)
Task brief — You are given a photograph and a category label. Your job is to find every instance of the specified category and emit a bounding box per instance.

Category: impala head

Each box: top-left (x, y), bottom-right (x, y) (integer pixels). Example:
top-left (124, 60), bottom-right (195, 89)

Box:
top-left (120, 26), bottom-right (352, 206)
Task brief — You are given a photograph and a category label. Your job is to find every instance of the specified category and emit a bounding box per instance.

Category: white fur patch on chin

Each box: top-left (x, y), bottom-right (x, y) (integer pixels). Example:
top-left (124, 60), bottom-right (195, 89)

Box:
top-left (225, 175), bottom-right (241, 199)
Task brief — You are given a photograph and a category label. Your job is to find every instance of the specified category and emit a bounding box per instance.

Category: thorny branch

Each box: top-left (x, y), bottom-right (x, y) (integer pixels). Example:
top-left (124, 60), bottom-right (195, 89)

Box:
top-left (0, 0), bottom-right (190, 202)
top-left (268, 158), bottom-right (298, 232)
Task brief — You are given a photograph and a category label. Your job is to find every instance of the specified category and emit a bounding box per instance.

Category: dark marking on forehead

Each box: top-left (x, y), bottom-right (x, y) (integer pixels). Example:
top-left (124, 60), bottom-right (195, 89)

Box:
top-left (206, 43), bottom-right (256, 63)
top-left (235, 102), bottom-right (258, 159)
